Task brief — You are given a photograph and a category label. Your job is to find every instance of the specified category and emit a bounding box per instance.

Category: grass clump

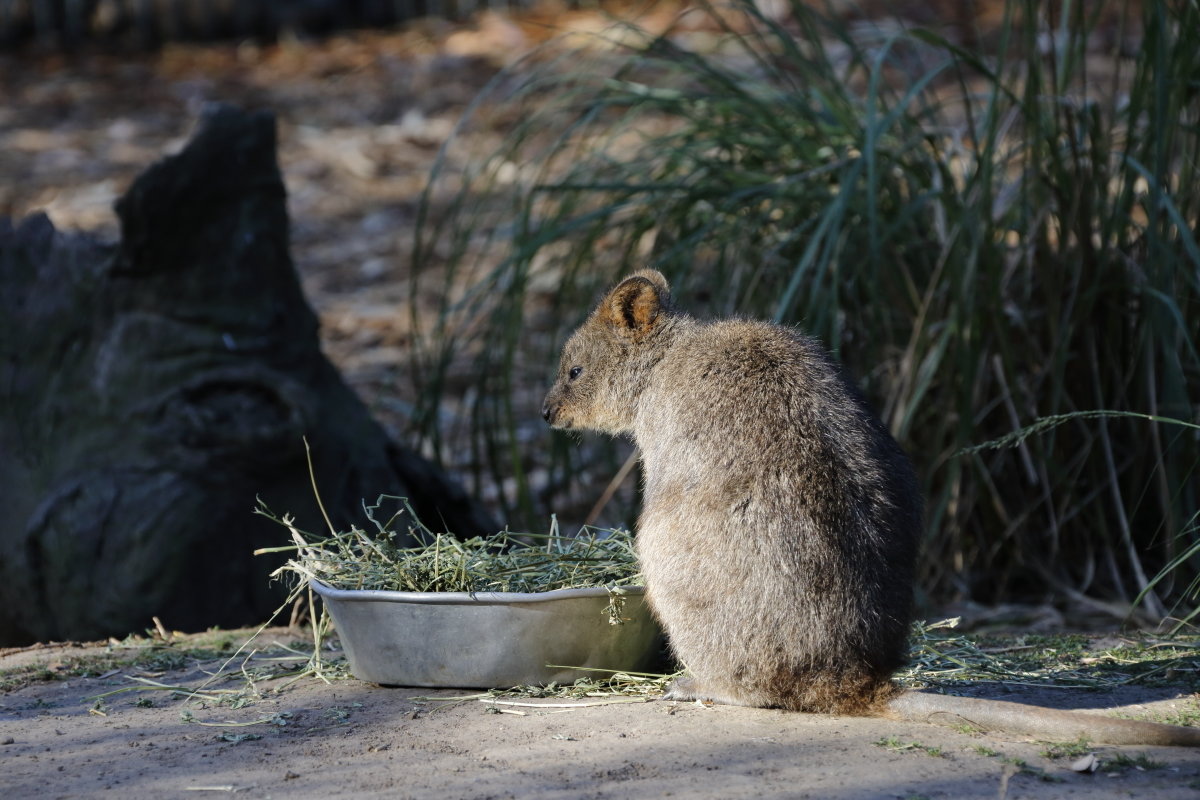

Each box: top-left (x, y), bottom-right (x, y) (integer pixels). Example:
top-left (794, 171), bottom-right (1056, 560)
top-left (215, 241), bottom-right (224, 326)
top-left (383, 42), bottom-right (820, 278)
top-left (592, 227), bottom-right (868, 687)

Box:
top-left (1040, 737), bottom-right (1092, 760)
top-left (999, 755), bottom-right (1061, 782)
top-left (874, 735), bottom-right (947, 757)
top-left (0, 632), bottom-right (237, 692)
top-left (255, 495), bottom-right (640, 595)
top-left (412, 667), bottom-right (675, 710)
top-left (1106, 752), bottom-right (1167, 771)
top-left (902, 619), bottom-right (1200, 690)
top-left (971, 745), bottom-right (1062, 782)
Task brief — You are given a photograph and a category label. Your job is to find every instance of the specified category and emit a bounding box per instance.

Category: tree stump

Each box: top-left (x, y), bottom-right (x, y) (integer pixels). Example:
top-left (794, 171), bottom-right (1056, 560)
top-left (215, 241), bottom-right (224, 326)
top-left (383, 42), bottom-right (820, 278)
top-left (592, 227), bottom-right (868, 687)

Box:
top-left (0, 104), bottom-right (493, 646)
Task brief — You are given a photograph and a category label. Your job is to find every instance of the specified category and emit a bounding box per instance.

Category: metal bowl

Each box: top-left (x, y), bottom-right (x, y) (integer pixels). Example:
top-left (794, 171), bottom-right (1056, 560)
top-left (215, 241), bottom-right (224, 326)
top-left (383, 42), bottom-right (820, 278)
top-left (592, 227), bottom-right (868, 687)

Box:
top-left (311, 580), bottom-right (662, 688)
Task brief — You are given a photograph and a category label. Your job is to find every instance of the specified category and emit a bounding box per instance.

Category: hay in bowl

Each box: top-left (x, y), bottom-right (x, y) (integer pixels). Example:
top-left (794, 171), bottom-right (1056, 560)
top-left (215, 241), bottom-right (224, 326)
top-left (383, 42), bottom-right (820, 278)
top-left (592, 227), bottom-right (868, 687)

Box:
top-left (256, 496), bottom-right (661, 687)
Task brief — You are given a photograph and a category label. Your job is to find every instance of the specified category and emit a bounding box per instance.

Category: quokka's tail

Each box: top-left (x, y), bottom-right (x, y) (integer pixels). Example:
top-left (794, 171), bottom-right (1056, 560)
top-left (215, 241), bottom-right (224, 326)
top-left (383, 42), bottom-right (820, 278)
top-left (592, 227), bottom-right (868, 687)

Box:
top-left (885, 690), bottom-right (1200, 747)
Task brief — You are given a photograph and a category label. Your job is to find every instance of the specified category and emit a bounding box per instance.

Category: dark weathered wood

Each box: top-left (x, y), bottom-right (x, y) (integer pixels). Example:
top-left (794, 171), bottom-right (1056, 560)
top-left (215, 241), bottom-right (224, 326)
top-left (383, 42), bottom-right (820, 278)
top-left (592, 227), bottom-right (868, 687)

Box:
top-left (0, 104), bottom-right (493, 646)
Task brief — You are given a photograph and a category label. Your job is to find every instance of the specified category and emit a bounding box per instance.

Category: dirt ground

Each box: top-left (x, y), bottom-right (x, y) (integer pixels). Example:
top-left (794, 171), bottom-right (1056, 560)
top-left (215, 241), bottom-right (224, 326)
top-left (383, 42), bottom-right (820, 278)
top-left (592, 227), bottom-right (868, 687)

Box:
top-left (2, 629), bottom-right (1200, 799)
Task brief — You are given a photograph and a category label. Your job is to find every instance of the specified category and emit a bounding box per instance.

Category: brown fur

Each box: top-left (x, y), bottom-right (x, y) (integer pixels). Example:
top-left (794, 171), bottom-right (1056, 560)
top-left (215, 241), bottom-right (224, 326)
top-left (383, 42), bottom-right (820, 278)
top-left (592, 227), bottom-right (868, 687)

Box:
top-left (543, 271), bottom-right (1200, 747)
top-left (542, 270), bottom-right (921, 714)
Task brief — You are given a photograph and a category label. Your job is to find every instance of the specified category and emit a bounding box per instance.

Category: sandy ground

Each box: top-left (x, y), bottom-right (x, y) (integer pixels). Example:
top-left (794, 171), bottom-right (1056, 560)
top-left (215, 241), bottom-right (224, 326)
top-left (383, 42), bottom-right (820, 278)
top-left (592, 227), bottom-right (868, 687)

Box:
top-left (3, 630), bottom-right (1200, 800)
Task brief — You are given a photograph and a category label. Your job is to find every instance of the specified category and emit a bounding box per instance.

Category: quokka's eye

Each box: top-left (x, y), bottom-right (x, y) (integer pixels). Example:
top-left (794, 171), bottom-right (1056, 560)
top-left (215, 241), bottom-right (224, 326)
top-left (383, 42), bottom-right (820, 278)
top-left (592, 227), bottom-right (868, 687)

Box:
top-left (568, 366), bottom-right (583, 380)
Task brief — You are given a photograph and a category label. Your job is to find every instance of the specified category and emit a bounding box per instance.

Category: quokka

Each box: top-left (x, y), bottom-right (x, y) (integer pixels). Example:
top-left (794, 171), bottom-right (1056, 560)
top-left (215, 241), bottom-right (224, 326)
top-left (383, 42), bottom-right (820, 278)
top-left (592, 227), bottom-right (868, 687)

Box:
top-left (543, 270), bottom-right (1199, 746)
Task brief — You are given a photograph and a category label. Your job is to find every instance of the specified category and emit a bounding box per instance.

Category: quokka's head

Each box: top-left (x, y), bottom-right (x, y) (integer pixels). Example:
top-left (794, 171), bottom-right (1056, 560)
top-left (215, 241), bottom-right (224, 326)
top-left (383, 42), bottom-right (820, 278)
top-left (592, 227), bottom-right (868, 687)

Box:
top-left (541, 269), bottom-right (673, 436)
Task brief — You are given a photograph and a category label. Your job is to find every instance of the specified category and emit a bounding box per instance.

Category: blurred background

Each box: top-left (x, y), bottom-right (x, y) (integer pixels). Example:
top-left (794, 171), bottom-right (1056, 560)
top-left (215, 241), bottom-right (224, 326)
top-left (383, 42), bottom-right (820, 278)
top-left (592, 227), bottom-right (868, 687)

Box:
top-left (1, 0), bottom-right (1196, 633)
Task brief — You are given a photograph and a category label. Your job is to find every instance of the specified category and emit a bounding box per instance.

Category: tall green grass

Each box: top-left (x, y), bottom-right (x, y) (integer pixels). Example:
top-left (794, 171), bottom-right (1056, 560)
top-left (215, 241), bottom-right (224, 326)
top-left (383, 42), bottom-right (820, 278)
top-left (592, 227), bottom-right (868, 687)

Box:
top-left (408, 0), bottom-right (1200, 621)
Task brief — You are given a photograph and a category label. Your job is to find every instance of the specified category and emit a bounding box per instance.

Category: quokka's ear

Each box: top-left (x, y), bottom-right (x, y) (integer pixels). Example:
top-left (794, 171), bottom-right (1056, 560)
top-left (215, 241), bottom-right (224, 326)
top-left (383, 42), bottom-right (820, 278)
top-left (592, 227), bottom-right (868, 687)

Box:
top-left (601, 270), bottom-right (671, 338)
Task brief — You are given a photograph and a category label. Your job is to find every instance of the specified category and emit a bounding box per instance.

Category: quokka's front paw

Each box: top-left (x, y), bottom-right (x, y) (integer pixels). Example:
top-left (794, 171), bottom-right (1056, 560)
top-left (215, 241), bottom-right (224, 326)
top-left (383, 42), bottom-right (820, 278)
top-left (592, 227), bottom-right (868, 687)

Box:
top-left (662, 676), bottom-right (700, 702)
top-left (662, 677), bottom-right (757, 708)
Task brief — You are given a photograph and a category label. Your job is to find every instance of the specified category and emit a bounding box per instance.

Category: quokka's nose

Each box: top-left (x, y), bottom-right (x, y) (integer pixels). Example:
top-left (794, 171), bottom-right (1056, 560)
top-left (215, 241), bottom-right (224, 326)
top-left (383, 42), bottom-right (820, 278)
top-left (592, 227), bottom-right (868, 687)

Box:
top-left (541, 401), bottom-right (554, 423)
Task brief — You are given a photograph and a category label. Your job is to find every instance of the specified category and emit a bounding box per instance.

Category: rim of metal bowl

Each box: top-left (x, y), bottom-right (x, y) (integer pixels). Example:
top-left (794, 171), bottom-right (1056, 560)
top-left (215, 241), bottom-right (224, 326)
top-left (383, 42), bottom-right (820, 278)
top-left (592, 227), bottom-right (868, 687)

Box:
top-left (309, 579), bottom-right (646, 606)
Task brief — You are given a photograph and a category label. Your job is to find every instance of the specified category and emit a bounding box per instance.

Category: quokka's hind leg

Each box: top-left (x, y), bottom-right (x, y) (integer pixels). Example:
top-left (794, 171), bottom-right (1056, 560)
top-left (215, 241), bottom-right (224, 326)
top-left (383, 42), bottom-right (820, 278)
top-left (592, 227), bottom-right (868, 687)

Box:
top-left (664, 670), bottom-right (901, 714)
